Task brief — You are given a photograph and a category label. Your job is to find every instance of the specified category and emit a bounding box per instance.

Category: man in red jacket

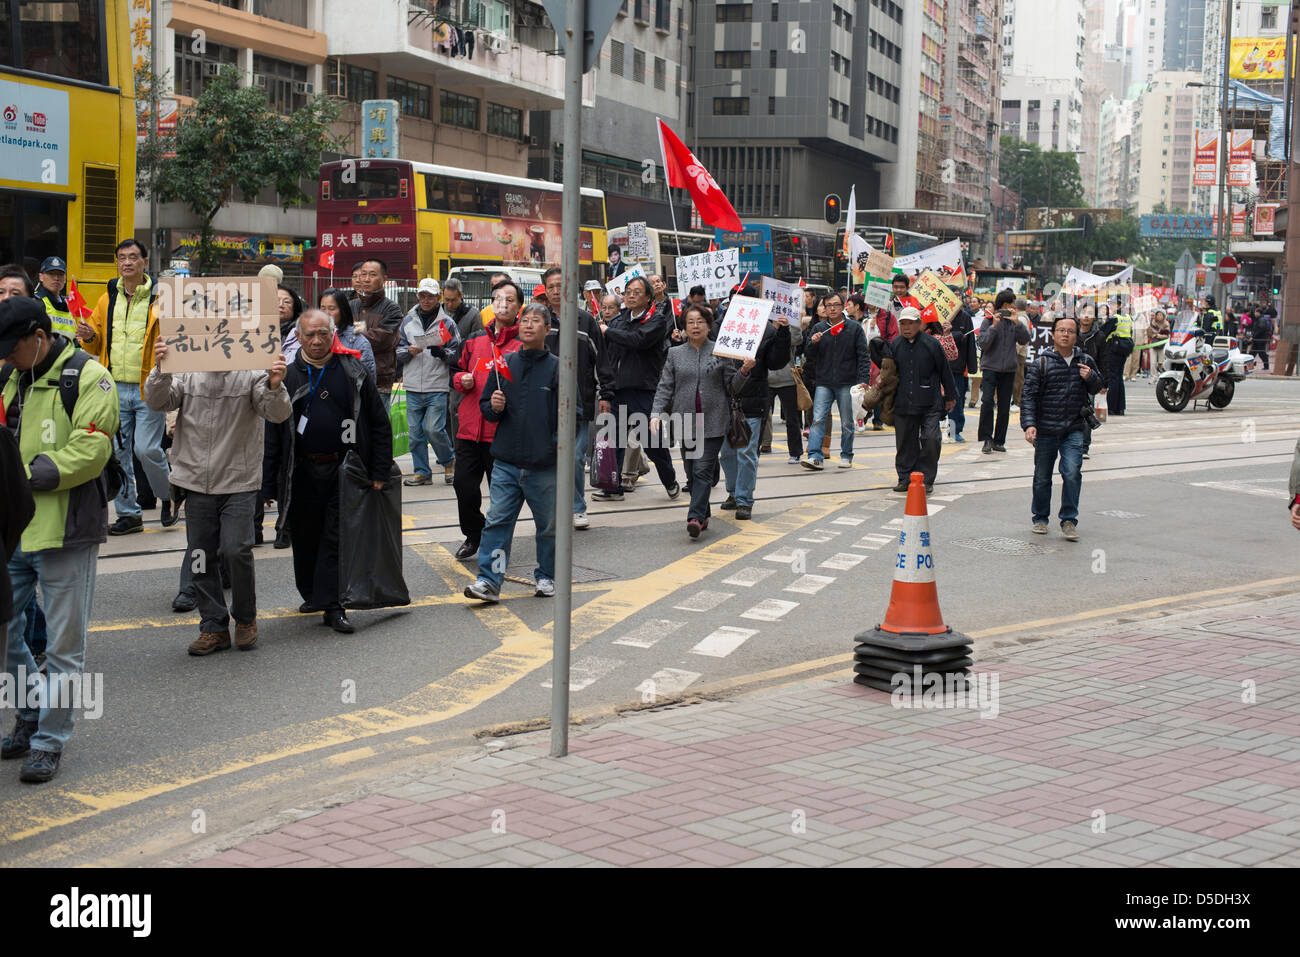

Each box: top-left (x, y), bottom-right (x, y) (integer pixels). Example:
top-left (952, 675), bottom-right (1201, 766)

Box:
top-left (450, 280), bottom-right (523, 560)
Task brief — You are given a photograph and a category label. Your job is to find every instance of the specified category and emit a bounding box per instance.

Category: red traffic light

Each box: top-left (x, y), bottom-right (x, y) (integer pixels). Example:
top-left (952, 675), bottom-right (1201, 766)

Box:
top-left (824, 193), bottom-right (842, 225)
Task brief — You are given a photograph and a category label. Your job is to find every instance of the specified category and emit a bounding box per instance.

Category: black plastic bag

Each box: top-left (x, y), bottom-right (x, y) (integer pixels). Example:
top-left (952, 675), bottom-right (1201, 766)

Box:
top-left (338, 451), bottom-right (410, 610)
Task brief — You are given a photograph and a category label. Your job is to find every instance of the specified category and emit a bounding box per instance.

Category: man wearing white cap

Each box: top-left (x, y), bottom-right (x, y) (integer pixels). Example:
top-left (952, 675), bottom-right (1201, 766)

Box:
top-left (397, 278), bottom-right (461, 485)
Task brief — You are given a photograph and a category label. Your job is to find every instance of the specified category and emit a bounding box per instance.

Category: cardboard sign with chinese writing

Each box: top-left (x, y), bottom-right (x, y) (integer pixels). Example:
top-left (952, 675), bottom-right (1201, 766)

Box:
top-left (864, 248), bottom-right (895, 282)
top-left (909, 269), bottom-right (962, 323)
top-left (760, 277), bottom-right (801, 327)
top-left (675, 247), bottom-right (741, 300)
top-left (713, 295), bottom-right (774, 361)
top-left (625, 221), bottom-right (649, 264)
top-left (156, 276), bottom-right (281, 373)
top-left (606, 262), bottom-right (647, 297)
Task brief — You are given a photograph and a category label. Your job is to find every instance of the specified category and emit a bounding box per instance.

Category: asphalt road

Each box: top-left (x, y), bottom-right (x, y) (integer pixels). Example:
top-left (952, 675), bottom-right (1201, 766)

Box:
top-left (2, 375), bottom-right (1298, 865)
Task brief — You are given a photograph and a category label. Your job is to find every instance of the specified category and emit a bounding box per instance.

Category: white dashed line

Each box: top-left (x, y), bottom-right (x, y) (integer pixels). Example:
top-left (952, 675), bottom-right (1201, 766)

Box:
top-left (882, 518), bottom-right (905, 530)
top-left (927, 504), bottom-right (946, 515)
top-left (541, 656), bottom-right (622, 691)
top-left (673, 590), bottom-right (735, 612)
top-left (722, 567), bottom-right (777, 588)
top-left (740, 599), bottom-right (800, 622)
top-left (798, 529), bottom-right (841, 543)
top-left (764, 547), bottom-right (809, 564)
top-left (784, 574), bottom-right (836, 595)
top-left (637, 668), bottom-right (701, 698)
top-left (820, 552), bottom-right (867, 570)
top-left (613, 619), bottom-right (685, 649)
top-left (831, 516), bottom-right (866, 526)
top-left (852, 534), bottom-right (895, 550)
top-left (692, 626), bottom-right (760, 657)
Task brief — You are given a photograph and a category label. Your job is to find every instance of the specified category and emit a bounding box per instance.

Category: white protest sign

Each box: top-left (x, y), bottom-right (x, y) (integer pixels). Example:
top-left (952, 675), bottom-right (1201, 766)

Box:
top-left (675, 247), bottom-right (741, 300)
top-left (625, 221), bottom-right (649, 263)
top-left (864, 247), bottom-right (895, 282)
top-left (713, 295), bottom-right (774, 361)
top-left (760, 277), bottom-right (801, 327)
top-left (156, 276), bottom-right (281, 373)
top-left (606, 262), bottom-right (647, 297)
top-left (864, 280), bottom-right (892, 310)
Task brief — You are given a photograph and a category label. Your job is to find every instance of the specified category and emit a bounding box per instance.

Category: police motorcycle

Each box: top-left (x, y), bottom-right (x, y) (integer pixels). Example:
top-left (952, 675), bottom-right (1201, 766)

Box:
top-left (1155, 312), bottom-right (1255, 412)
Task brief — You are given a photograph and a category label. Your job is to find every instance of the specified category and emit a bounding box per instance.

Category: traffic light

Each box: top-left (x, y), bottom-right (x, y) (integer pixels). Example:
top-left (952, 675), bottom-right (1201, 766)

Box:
top-left (824, 193), bottom-right (841, 225)
top-left (1077, 213), bottom-right (1093, 238)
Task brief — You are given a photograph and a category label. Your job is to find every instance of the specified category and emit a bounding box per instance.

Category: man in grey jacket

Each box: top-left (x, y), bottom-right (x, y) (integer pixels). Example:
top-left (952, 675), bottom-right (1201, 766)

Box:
top-left (397, 278), bottom-right (462, 487)
top-left (976, 288), bottom-right (1031, 454)
top-left (145, 340), bottom-right (291, 656)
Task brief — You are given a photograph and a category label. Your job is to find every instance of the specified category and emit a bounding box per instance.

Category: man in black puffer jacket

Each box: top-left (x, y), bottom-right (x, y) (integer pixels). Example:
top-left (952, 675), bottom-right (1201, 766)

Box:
top-left (888, 307), bottom-right (957, 493)
top-left (1021, 315), bottom-right (1102, 542)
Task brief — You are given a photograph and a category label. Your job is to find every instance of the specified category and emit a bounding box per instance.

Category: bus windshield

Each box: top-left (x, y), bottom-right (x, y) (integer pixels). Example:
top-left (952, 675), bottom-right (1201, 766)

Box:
top-left (329, 165), bottom-right (408, 201)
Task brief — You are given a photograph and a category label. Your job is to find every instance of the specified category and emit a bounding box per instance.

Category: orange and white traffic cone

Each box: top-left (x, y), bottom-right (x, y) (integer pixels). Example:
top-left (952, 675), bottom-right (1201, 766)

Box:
top-left (854, 472), bottom-right (972, 693)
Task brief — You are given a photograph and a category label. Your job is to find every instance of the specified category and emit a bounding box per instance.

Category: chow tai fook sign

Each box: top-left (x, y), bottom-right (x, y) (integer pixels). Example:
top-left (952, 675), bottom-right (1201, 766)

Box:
top-left (1138, 215), bottom-right (1216, 239)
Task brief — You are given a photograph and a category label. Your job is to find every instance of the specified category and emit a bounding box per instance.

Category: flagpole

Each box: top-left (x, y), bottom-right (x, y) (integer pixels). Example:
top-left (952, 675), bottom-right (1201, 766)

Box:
top-left (658, 121), bottom-right (685, 281)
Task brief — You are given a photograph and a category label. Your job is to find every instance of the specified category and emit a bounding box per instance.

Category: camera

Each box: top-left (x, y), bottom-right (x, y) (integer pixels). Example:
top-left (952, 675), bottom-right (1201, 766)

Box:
top-left (1082, 402), bottom-right (1102, 431)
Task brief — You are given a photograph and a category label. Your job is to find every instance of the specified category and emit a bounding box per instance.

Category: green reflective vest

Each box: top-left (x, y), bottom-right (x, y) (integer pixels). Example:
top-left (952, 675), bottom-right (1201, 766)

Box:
top-left (36, 289), bottom-right (77, 340)
top-left (1107, 313), bottom-right (1132, 342)
top-left (1202, 309), bottom-right (1222, 333)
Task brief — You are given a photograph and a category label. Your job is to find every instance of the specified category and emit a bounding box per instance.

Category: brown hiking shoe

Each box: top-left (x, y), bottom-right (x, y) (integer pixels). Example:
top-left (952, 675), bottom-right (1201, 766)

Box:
top-left (189, 631), bottom-right (231, 656)
top-left (234, 620), bottom-right (258, 651)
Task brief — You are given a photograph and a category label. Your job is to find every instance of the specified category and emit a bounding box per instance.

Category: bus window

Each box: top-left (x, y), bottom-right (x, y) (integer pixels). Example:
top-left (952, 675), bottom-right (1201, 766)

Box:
top-left (426, 175), bottom-right (501, 215)
top-left (331, 166), bottom-right (403, 200)
top-left (581, 195), bottom-right (604, 228)
top-left (17, 0), bottom-right (106, 85)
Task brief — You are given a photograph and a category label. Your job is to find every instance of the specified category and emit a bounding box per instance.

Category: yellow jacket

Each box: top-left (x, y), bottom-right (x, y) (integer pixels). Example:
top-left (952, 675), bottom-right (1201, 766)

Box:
top-left (82, 277), bottom-right (160, 396)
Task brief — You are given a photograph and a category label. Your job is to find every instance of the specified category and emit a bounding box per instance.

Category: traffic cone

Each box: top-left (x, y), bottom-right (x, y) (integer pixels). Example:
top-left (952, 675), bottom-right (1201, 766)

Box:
top-left (853, 472), bottom-right (972, 694)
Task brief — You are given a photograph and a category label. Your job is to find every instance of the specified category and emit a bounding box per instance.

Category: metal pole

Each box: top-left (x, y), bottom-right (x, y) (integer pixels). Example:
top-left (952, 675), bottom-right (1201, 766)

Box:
top-left (551, 0), bottom-right (584, 758)
top-left (1215, 0), bottom-right (1233, 307)
top-left (1283, 0), bottom-right (1300, 374)
top-left (149, 0), bottom-right (159, 258)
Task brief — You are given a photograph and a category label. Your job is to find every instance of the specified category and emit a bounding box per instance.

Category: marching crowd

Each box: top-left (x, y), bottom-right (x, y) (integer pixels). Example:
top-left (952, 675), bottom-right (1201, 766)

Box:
top-left (0, 241), bottom-right (1284, 783)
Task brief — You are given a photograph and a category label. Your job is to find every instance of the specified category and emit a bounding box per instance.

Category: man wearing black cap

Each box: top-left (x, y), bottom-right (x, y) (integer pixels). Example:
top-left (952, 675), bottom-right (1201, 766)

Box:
top-left (0, 296), bottom-right (119, 783)
top-left (34, 257), bottom-right (76, 342)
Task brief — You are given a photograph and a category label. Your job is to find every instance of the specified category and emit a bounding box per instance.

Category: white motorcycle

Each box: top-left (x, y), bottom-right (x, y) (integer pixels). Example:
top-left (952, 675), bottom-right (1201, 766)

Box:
top-left (1155, 325), bottom-right (1255, 413)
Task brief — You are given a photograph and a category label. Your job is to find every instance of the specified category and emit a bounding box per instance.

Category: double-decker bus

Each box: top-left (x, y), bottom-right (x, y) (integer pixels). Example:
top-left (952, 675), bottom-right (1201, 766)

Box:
top-left (312, 159), bottom-right (607, 289)
top-left (714, 224), bottom-right (836, 287)
top-left (970, 267), bottom-right (1038, 301)
top-left (606, 226), bottom-right (712, 286)
top-left (0, 0), bottom-right (136, 301)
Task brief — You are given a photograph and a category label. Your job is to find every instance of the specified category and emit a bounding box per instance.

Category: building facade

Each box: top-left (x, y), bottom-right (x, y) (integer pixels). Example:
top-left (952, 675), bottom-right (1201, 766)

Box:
top-left (999, 0), bottom-right (1085, 153)
top-left (1133, 71), bottom-right (1202, 214)
top-left (1165, 0), bottom-right (1207, 73)
top-left (940, 0), bottom-right (1000, 256)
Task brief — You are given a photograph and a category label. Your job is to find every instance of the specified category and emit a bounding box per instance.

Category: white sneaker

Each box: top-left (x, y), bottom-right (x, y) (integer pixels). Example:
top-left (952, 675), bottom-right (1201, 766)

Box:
top-left (837, 458), bottom-right (853, 469)
top-left (573, 513), bottom-right (589, 530)
top-left (787, 456), bottom-right (801, 465)
top-left (534, 577), bottom-right (555, 598)
top-left (1010, 403), bottom-right (1020, 412)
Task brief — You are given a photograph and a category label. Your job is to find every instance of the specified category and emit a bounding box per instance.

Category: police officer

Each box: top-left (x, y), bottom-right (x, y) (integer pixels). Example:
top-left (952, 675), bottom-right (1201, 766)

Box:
top-left (34, 257), bottom-right (77, 342)
top-left (1104, 306), bottom-right (1133, 416)
top-left (1201, 295), bottom-right (1223, 336)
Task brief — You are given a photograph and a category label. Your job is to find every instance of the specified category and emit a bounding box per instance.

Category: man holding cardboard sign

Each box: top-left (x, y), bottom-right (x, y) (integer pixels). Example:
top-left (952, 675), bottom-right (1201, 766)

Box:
top-left (145, 301), bottom-right (290, 656)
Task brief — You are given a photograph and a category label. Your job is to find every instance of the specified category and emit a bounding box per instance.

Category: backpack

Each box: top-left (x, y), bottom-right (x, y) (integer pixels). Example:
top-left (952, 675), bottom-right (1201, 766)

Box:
top-left (1, 348), bottom-right (128, 499)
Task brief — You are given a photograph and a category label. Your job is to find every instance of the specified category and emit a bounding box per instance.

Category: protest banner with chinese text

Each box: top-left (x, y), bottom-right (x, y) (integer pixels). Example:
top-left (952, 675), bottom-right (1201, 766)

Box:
top-left (760, 277), bottom-right (801, 326)
top-left (909, 269), bottom-right (962, 323)
top-left (606, 262), bottom-right (647, 297)
top-left (157, 277), bottom-right (281, 374)
top-left (713, 296), bottom-right (774, 361)
top-left (864, 248), bottom-right (894, 282)
top-left (863, 280), bottom-right (892, 310)
top-left (675, 247), bottom-right (741, 300)
top-left (893, 240), bottom-right (967, 288)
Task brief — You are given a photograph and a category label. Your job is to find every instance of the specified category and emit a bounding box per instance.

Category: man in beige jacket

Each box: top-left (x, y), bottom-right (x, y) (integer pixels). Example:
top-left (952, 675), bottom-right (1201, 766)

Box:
top-left (144, 341), bottom-right (290, 655)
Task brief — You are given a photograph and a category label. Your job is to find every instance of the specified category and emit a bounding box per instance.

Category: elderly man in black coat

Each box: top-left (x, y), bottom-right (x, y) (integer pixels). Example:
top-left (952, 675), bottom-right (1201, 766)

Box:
top-left (887, 307), bottom-right (957, 494)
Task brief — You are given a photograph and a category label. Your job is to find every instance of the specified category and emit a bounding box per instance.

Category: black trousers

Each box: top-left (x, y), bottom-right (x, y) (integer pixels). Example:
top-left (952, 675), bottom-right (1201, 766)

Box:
top-left (453, 438), bottom-right (494, 542)
top-left (288, 459), bottom-right (342, 612)
top-left (1106, 355), bottom-right (1127, 414)
top-left (613, 388), bottom-right (677, 488)
top-left (769, 385), bottom-right (804, 458)
top-left (184, 490), bottom-right (258, 632)
top-left (977, 370), bottom-right (1015, 444)
top-left (894, 411), bottom-right (942, 484)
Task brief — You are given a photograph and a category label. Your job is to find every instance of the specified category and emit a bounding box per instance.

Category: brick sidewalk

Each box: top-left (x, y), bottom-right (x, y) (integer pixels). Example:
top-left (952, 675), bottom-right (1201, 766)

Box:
top-left (186, 596), bottom-right (1300, 868)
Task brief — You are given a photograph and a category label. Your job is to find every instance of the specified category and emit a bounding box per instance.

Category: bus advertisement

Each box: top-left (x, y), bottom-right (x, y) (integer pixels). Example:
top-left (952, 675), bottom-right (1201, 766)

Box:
top-left (313, 159), bottom-right (608, 286)
top-left (1, 0), bottom-right (136, 301)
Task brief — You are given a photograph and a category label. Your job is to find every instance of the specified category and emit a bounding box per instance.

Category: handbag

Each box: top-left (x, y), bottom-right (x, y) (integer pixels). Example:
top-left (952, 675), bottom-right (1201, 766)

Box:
top-left (726, 395), bottom-right (753, 450)
top-left (790, 364), bottom-right (813, 411)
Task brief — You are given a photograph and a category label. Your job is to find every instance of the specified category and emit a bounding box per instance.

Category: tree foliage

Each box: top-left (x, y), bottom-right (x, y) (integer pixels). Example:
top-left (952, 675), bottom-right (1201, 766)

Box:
top-left (150, 69), bottom-right (342, 274)
top-left (999, 137), bottom-right (1085, 209)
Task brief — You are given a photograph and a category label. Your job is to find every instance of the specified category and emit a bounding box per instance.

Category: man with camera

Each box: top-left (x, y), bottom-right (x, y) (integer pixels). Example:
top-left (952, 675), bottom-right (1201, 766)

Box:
top-left (1021, 315), bottom-right (1102, 542)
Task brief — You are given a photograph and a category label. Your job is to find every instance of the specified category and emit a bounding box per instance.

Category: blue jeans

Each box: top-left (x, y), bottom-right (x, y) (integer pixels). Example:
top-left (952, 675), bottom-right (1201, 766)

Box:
top-left (407, 390), bottom-right (455, 477)
top-left (573, 419), bottom-right (589, 516)
top-left (24, 593), bottom-right (47, 656)
top-left (5, 544), bottom-right (99, 753)
top-left (948, 377), bottom-right (969, 435)
top-left (1032, 429), bottom-right (1085, 526)
top-left (719, 415), bottom-right (763, 508)
top-left (808, 385), bottom-right (855, 462)
top-left (114, 381), bottom-right (170, 519)
top-left (475, 460), bottom-right (557, 590)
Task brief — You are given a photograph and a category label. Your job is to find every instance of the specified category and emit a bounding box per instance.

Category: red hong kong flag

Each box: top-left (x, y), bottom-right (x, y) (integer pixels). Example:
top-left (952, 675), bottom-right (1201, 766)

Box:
top-left (489, 343), bottom-right (514, 383)
top-left (319, 249), bottom-right (336, 270)
top-left (657, 119), bottom-right (743, 233)
top-left (920, 303), bottom-right (941, 325)
top-left (827, 320), bottom-right (847, 337)
top-left (438, 320), bottom-right (453, 345)
top-left (66, 276), bottom-right (92, 320)
top-left (671, 297), bottom-right (682, 318)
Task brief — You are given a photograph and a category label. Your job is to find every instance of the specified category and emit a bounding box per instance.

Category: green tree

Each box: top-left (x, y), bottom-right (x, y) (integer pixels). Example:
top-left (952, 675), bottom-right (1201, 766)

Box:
top-left (999, 137), bottom-right (1085, 210)
top-left (152, 69), bottom-right (342, 274)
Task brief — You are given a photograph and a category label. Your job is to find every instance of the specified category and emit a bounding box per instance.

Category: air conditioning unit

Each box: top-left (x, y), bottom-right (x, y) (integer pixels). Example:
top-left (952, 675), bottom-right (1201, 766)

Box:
top-left (486, 34), bottom-right (509, 54)
top-left (526, 133), bottom-right (538, 146)
top-left (203, 62), bottom-right (221, 76)
top-left (294, 81), bottom-right (314, 95)
top-left (254, 73), bottom-right (269, 89)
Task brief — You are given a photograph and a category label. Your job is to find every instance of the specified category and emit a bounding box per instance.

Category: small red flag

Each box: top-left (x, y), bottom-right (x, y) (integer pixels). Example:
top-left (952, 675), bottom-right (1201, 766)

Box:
top-left (319, 249), bottom-right (336, 270)
top-left (828, 320), bottom-right (846, 337)
top-left (657, 119), bottom-right (743, 233)
top-left (798, 277), bottom-right (807, 288)
top-left (920, 303), bottom-right (941, 324)
top-left (438, 320), bottom-right (453, 344)
top-left (66, 276), bottom-right (92, 320)
top-left (671, 298), bottom-right (682, 317)
top-left (489, 342), bottom-right (514, 383)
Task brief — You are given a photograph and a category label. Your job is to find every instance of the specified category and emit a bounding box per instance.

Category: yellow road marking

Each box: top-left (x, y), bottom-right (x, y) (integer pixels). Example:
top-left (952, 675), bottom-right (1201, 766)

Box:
top-left (2, 498), bottom-right (848, 844)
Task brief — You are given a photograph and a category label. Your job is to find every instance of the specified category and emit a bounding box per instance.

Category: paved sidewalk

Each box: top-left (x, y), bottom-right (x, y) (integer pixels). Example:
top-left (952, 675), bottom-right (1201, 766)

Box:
top-left (185, 595), bottom-right (1300, 868)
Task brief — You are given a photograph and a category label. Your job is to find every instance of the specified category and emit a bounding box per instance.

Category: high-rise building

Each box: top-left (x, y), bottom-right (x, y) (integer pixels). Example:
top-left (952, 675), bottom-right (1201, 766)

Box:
top-left (1165, 0), bottom-right (1207, 73)
top-left (1133, 71), bottom-right (1202, 213)
top-left (688, 0), bottom-right (906, 230)
top-left (528, 1), bottom-right (690, 229)
top-left (999, 0), bottom-right (1086, 153)
top-left (1096, 97), bottom-right (1138, 211)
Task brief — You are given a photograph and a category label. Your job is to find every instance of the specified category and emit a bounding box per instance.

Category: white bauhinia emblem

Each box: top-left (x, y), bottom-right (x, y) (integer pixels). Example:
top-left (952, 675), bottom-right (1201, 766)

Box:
top-left (685, 160), bottom-right (718, 196)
